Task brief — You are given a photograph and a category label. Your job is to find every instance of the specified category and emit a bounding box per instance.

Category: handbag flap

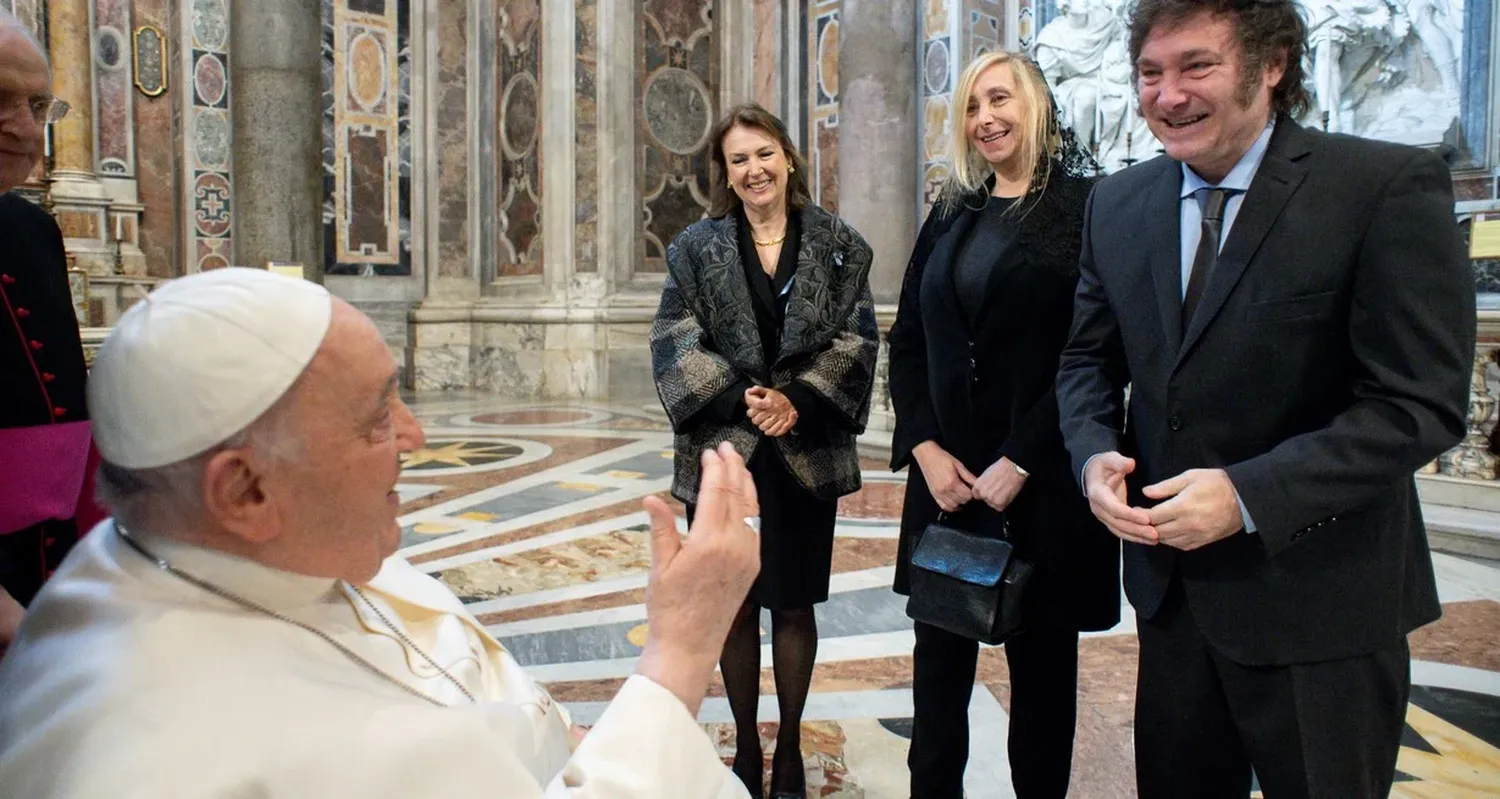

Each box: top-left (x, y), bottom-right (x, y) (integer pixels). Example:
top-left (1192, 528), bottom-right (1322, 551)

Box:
top-left (909, 523), bottom-right (1013, 588)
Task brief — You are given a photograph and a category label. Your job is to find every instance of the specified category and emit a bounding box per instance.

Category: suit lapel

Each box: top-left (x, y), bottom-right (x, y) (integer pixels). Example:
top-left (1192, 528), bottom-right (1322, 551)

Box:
top-left (925, 205), bottom-right (979, 330)
top-left (1176, 122), bottom-right (1311, 368)
top-left (1145, 163), bottom-right (1186, 355)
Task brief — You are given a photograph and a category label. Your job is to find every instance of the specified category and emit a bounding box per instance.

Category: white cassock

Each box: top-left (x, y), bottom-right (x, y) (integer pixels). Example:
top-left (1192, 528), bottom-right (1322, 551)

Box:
top-left (0, 521), bottom-right (750, 798)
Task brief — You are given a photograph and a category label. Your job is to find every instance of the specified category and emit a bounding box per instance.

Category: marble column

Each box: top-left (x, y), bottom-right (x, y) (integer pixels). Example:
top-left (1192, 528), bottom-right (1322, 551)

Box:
top-left (44, 0), bottom-right (114, 276)
top-left (837, 0), bottom-right (918, 304)
top-left (45, 0), bottom-right (95, 178)
top-left (231, 0), bottom-right (323, 275)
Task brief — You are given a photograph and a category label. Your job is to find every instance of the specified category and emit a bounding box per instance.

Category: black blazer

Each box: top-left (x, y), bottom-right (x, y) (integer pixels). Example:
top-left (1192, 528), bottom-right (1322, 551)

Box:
top-left (888, 170), bottom-right (1121, 633)
top-left (1057, 117), bottom-right (1475, 665)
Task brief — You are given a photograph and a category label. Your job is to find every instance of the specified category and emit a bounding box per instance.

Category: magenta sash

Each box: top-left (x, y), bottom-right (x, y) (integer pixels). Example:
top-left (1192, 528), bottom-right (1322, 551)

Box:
top-left (0, 421), bottom-right (93, 534)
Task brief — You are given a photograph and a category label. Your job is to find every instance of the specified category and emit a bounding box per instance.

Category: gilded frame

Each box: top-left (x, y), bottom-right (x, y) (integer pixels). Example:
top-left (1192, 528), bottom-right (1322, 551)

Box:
top-left (133, 24), bottom-right (168, 98)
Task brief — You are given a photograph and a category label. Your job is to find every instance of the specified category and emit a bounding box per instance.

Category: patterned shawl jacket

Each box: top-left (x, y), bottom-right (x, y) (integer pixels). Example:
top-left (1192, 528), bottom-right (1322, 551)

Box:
top-left (650, 204), bottom-right (879, 503)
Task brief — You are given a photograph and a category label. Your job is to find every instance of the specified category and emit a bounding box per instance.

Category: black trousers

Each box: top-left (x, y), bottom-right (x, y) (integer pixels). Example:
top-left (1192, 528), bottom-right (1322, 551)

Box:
top-left (1136, 579), bottom-right (1410, 799)
top-left (909, 621), bottom-right (1080, 799)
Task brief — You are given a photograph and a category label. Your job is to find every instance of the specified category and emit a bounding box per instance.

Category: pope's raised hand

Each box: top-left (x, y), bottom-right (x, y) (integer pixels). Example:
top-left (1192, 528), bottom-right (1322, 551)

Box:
top-left (636, 442), bottom-right (761, 715)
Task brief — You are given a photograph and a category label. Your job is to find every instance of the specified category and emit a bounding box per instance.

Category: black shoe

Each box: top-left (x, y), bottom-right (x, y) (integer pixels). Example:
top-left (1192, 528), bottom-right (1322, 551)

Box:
top-left (768, 744), bottom-right (806, 799)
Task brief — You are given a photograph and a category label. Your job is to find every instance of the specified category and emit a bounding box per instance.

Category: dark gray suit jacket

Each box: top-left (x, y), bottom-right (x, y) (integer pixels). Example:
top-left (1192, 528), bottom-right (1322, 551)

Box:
top-left (1056, 117), bottom-right (1475, 666)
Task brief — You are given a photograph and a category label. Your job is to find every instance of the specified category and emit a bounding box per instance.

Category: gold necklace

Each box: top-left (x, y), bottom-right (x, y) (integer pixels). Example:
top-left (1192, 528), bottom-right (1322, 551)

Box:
top-left (115, 524), bottom-right (477, 707)
top-left (752, 231), bottom-right (786, 247)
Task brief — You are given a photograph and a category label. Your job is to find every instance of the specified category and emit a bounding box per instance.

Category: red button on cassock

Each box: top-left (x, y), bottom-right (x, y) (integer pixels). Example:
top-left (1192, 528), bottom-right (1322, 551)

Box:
top-left (29, 339), bottom-right (43, 350)
top-left (42, 372), bottom-right (55, 382)
top-left (52, 407), bottom-right (67, 417)
top-left (16, 307), bottom-right (29, 318)
top-left (0, 274), bottom-right (14, 284)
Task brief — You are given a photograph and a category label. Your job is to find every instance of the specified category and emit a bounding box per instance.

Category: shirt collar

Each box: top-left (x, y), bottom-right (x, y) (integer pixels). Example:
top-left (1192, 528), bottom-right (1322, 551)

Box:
top-left (1180, 120), bottom-right (1276, 198)
top-left (119, 523), bottom-right (344, 612)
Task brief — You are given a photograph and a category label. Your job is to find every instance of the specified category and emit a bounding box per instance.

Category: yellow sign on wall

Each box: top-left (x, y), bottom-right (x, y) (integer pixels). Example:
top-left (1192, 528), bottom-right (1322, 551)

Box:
top-left (265, 261), bottom-right (306, 280)
top-left (1473, 215), bottom-right (1500, 259)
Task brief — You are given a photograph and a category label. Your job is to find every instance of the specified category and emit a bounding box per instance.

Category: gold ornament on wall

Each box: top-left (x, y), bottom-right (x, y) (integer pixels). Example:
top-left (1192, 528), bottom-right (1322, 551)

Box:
top-left (133, 25), bottom-right (168, 98)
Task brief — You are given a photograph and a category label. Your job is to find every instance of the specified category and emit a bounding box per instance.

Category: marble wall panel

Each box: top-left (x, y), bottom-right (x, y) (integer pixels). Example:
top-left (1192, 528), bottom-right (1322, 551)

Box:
top-left (182, 0), bottom-right (233, 270)
top-left (133, 0), bottom-right (178, 277)
top-left (94, 0), bottom-right (134, 175)
top-left (919, 2), bottom-right (957, 219)
top-left (753, 0), bottom-right (778, 109)
top-left (574, 0), bottom-right (598, 273)
top-left (962, 0), bottom-right (1000, 60)
top-left (436, 0), bottom-right (469, 278)
top-left (496, 0), bottom-right (543, 278)
top-left (638, 0), bottom-right (715, 271)
top-left (322, 0), bottom-right (412, 276)
top-left (807, 1), bottom-right (839, 212)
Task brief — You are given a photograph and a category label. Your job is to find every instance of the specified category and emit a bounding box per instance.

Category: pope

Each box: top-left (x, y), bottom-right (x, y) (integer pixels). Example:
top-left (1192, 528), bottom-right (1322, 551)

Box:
top-left (0, 267), bottom-right (762, 797)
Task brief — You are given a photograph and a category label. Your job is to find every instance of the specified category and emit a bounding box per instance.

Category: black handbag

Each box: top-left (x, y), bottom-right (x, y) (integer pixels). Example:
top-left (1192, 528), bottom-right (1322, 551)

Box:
top-left (905, 512), bottom-right (1034, 645)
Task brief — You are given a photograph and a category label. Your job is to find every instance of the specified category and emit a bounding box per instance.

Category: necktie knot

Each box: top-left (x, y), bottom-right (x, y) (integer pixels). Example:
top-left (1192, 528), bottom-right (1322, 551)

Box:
top-left (1200, 188), bottom-right (1229, 224)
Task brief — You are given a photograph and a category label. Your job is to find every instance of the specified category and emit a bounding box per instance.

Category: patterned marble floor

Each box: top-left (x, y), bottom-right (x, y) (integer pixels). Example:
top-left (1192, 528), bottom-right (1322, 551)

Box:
top-left (397, 393), bottom-right (1500, 798)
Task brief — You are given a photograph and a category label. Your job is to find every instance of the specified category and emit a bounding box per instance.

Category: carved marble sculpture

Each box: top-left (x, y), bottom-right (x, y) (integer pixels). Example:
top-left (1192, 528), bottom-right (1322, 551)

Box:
top-left (1030, 0), bottom-right (1471, 172)
top-left (1033, 0), bottom-right (1159, 172)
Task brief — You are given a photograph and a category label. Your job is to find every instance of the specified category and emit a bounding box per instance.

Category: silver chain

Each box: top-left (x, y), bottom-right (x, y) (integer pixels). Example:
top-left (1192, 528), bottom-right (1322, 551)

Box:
top-left (115, 525), bottom-right (476, 707)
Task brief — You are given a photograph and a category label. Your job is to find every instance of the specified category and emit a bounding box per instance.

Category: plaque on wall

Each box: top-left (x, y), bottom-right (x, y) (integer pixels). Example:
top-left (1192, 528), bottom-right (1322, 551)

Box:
top-left (133, 25), bottom-right (167, 98)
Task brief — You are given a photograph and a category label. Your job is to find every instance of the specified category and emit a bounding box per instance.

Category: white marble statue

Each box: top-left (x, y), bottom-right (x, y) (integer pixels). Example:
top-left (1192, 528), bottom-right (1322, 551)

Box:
top-left (1033, 0), bottom-right (1159, 173)
top-left (1300, 0), bottom-right (1466, 145)
top-left (1030, 0), bottom-right (1473, 173)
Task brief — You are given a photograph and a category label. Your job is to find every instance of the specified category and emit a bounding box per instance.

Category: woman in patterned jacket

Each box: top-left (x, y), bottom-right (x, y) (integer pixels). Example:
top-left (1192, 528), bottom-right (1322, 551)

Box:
top-left (649, 103), bottom-right (878, 799)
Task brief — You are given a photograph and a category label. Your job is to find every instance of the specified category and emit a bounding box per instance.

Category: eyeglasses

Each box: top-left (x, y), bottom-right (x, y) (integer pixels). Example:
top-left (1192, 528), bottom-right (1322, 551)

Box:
top-left (0, 93), bottom-right (69, 125)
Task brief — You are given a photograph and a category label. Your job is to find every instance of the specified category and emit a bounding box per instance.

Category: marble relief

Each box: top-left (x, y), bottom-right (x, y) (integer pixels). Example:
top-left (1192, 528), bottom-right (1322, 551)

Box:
top-left (322, 0), bottom-right (413, 276)
top-left (1031, 0), bottom-right (1489, 173)
top-left (182, 0), bottom-right (233, 270)
top-left (496, 0), bottom-right (543, 278)
top-left (638, 0), bottom-right (716, 271)
top-left (93, 0), bottom-right (134, 175)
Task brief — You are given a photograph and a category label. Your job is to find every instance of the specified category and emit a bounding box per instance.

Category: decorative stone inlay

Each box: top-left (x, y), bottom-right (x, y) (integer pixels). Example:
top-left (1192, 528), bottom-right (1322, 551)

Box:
top-left (923, 37), bottom-right (950, 96)
top-left (500, 72), bottom-right (539, 159)
top-left (193, 171), bottom-right (233, 237)
top-left (643, 67), bottom-right (712, 156)
top-left (191, 0), bottom-right (227, 50)
top-left (193, 108), bottom-right (230, 170)
top-left (348, 31), bottom-right (388, 111)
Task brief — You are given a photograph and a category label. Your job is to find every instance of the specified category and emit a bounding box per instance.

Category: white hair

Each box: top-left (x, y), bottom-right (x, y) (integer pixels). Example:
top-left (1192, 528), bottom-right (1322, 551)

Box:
top-left (0, 8), bottom-right (49, 67)
top-left (95, 395), bottom-right (305, 533)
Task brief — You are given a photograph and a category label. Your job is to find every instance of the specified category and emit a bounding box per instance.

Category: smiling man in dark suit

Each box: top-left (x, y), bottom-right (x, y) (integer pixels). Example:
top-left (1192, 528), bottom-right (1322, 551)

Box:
top-left (1055, 0), bottom-right (1476, 795)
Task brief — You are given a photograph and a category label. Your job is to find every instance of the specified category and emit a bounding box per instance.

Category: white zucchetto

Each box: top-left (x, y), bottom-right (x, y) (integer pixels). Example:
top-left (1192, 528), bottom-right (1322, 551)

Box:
top-left (87, 267), bottom-right (332, 469)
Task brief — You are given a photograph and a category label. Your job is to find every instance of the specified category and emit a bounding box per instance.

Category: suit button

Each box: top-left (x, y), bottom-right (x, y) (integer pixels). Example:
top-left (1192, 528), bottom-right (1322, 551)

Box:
top-left (1169, 414), bottom-right (1182, 431)
top-left (16, 307), bottom-right (29, 318)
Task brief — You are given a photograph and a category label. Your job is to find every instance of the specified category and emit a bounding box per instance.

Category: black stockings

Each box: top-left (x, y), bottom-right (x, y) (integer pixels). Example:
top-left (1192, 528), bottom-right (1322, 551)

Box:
top-left (722, 601), bottom-right (819, 798)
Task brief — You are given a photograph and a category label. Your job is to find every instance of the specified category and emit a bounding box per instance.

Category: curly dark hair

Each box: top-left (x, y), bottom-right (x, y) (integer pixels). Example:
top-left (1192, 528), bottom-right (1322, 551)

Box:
top-left (1127, 0), bottom-right (1311, 118)
top-left (706, 103), bottom-right (813, 219)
